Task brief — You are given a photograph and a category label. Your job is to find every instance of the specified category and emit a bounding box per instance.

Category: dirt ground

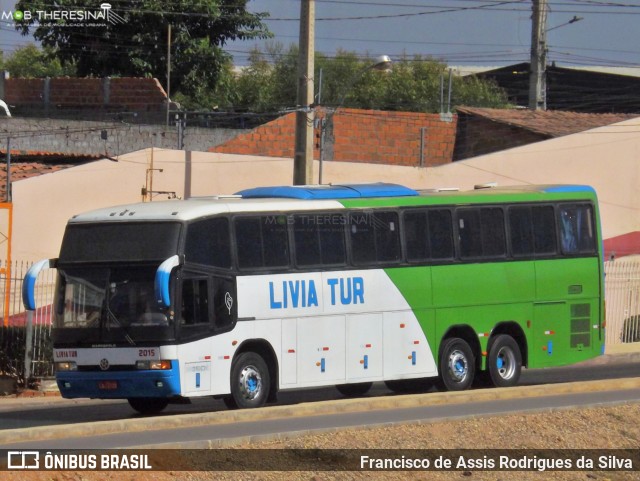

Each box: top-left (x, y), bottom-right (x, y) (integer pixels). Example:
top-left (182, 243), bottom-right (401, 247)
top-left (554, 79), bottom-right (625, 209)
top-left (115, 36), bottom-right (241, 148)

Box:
top-left (1, 402), bottom-right (639, 481)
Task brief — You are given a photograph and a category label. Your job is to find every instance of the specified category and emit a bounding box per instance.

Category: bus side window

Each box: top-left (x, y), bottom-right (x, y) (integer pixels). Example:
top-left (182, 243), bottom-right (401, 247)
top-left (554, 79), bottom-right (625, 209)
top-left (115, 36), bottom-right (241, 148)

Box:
top-left (181, 278), bottom-right (209, 325)
top-left (509, 206), bottom-right (533, 256)
top-left (458, 208), bottom-right (505, 259)
top-left (404, 210), bottom-right (429, 261)
top-left (235, 216), bottom-right (289, 269)
top-left (350, 211), bottom-right (400, 265)
top-left (293, 213), bottom-right (346, 267)
top-left (429, 209), bottom-right (454, 259)
top-left (185, 217), bottom-right (231, 268)
top-left (532, 206), bottom-right (557, 255)
top-left (558, 204), bottom-right (595, 255)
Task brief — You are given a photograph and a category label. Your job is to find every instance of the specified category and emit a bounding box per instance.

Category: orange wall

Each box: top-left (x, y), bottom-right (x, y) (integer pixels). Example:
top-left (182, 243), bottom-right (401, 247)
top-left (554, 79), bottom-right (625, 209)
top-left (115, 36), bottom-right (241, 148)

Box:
top-left (210, 108), bottom-right (457, 167)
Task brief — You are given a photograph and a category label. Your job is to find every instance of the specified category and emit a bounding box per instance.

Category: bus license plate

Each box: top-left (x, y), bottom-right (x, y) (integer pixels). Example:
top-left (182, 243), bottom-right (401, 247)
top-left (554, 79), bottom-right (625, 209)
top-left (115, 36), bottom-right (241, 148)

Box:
top-left (98, 381), bottom-right (118, 390)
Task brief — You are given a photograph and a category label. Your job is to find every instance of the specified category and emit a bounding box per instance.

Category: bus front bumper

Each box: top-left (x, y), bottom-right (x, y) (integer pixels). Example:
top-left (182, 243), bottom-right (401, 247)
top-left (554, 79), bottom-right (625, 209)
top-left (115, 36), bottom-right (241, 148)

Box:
top-left (56, 362), bottom-right (181, 399)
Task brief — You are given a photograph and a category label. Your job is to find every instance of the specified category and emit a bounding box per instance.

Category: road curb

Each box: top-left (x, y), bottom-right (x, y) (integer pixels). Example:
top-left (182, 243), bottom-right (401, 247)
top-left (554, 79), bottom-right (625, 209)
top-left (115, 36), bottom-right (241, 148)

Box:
top-left (1, 376), bottom-right (640, 446)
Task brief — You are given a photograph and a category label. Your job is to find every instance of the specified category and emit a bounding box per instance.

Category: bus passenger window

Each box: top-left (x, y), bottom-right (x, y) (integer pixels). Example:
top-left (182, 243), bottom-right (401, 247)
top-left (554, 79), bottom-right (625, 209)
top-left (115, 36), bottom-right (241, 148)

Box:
top-left (429, 210), bottom-right (454, 259)
top-left (458, 208), bottom-right (505, 258)
top-left (559, 205), bottom-right (595, 255)
top-left (185, 217), bottom-right (231, 268)
top-left (404, 211), bottom-right (429, 261)
top-left (294, 214), bottom-right (346, 266)
top-left (509, 207), bottom-right (534, 256)
top-left (235, 216), bottom-right (289, 269)
top-left (532, 206), bottom-right (557, 254)
top-left (181, 279), bottom-right (209, 325)
top-left (350, 211), bottom-right (400, 264)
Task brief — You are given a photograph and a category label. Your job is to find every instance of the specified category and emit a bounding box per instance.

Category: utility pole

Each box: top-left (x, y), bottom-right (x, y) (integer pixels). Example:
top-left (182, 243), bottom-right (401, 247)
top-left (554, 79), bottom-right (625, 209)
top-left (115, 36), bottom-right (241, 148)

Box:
top-left (293, 0), bottom-right (315, 185)
top-left (529, 0), bottom-right (548, 110)
top-left (166, 24), bottom-right (172, 127)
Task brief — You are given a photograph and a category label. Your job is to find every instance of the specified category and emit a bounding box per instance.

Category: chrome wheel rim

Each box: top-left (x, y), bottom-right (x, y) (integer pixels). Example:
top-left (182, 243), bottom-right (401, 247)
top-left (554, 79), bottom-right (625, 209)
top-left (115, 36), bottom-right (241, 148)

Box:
top-left (447, 349), bottom-right (469, 383)
top-left (239, 365), bottom-right (263, 401)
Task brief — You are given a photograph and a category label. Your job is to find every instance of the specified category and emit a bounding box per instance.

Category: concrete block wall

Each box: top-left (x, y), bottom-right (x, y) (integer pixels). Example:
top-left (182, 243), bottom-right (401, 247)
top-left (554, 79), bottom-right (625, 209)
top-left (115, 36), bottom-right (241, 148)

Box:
top-left (0, 118), bottom-right (242, 156)
top-left (209, 108), bottom-right (457, 167)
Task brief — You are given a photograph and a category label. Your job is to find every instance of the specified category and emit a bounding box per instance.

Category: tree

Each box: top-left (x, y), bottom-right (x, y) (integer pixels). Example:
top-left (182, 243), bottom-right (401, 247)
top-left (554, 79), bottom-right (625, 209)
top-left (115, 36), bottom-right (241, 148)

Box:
top-left (231, 48), bottom-right (510, 113)
top-left (3, 44), bottom-right (76, 78)
top-left (14, 0), bottom-right (270, 107)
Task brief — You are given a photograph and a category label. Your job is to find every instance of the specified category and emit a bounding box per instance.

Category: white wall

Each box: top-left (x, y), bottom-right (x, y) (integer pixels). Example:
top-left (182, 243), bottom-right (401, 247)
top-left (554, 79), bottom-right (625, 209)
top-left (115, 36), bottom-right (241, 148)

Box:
top-left (8, 116), bottom-right (640, 260)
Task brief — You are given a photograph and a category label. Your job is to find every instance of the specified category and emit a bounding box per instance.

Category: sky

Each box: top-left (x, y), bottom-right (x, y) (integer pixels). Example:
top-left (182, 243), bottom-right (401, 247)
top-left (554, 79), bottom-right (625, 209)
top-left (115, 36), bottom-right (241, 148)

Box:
top-left (227, 0), bottom-right (640, 72)
top-left (0, 0), bottom-right (638, 73)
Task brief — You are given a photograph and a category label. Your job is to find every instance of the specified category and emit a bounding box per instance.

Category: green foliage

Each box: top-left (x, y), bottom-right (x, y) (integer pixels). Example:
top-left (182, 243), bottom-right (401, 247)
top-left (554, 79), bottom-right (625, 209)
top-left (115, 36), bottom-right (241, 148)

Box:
top-left (232, 48), bottom-right (510, 113)
top-left (14, 0), bottom-right (271, 108)
top-left (2, 44), bottom-right (76, 78)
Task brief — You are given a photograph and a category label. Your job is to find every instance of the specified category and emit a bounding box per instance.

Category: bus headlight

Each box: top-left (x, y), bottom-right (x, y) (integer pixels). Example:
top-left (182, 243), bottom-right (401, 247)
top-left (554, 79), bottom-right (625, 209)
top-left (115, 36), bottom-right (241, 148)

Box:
top-left (55, 361), bottom-right (77, 371)
top-left (135, 360), bottom-right (172, 370)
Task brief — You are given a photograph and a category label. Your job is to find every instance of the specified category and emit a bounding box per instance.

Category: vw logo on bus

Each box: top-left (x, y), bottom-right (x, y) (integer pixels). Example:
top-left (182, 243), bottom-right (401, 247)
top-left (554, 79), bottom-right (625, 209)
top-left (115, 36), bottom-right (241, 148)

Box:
top-left (99, 358), bottom-right (110, 371)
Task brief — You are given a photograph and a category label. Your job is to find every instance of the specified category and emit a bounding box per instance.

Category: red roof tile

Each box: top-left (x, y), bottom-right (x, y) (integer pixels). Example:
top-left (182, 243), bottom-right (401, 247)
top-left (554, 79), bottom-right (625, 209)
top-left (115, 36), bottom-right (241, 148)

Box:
top-left (0, 155), bottom-right (97, 202)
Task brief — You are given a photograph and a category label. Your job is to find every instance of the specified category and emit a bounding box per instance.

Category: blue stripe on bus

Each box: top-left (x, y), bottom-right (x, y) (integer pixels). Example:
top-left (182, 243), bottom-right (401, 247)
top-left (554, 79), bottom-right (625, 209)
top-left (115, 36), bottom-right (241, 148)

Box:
top-left (236, 183), bottom-right (418, 200)
top-left (56, 361), bottom-right (181, 399)
top-left (544, 185), bottom-right (596, 194)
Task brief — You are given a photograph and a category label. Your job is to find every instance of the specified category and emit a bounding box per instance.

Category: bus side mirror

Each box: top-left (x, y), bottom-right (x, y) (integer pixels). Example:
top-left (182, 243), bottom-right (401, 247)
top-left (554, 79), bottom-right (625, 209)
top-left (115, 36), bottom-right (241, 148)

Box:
top-left (22, 258), bottom-right (57, 311)
top-left (155, 255), bottom-right (182, 308)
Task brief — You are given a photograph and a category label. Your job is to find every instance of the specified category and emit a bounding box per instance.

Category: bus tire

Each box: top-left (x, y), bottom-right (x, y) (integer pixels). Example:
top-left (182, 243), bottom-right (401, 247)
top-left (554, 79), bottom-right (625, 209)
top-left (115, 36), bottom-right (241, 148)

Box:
top-left (127, 397), bottom-right (169, 415)
top-left (335, 382), bottom-right (372, 397)
top-left (384, 378), bottom-right (434, 394)
top-left (487, 334), bottom-right (522, 388)
top-left (229, 352), bottom-right (270, 409)
top-left (438, 337), bottom-right (475, 391)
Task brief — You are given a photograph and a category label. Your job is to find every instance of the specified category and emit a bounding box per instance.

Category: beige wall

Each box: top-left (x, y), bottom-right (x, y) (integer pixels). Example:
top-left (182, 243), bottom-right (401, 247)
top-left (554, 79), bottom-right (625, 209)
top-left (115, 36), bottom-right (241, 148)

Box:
top-left (7, 116), bottom-right (640, 261)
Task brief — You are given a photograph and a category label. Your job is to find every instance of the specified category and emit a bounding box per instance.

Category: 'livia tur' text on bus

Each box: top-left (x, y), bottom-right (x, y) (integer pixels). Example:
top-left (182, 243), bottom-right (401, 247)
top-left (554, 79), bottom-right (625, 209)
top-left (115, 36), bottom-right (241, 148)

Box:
top-left (269, 277), bottom-right (365, 309)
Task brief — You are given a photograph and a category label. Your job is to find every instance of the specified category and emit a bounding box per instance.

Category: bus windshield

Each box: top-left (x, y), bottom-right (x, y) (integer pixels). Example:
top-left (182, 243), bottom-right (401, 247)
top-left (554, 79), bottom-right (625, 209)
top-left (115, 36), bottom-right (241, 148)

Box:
top-left (59, 222), bottom-right (181, 263)
top-left (56, 266), bottom-right (171, 330)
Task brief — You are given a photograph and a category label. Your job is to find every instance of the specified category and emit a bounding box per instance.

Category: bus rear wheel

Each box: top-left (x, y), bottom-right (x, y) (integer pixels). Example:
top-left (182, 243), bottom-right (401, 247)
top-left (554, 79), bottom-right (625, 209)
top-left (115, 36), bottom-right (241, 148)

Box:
top-left (335, 382), bottom-right (373, 397)
top-left (127, 397), bottom-right (169, 415)
top-left (487, 334), bottom-right (522, 388)
top-left (229, 352), bottom-right (270, 409)
top-left (438, 337), bottom-right (475, 391)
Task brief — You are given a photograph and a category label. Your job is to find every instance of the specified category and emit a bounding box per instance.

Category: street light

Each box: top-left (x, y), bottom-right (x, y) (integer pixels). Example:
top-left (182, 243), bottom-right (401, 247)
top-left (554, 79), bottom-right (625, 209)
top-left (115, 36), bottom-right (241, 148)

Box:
top-left (317, 55), bottom-right (393, 184)
top-left (336, 55), bottom-right (393, 107)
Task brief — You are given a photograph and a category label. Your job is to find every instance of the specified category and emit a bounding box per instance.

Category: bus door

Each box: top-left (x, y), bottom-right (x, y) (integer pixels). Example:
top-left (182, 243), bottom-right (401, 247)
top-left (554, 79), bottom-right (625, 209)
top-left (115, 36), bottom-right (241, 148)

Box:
top-left (179, 272), bottom-right (237, 395)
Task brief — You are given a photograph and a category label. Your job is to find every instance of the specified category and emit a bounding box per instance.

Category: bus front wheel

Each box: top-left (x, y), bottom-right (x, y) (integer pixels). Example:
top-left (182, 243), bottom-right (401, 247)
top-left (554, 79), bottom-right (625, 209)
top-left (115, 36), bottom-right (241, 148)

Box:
top-left (439, 337), bottom-right (475, 391)
top-left (229, 352), bottom-right (270, 409)
top-left (127, 397), bottom-right (169, 415)
top-left (487, 334), bottom-right (522, 388)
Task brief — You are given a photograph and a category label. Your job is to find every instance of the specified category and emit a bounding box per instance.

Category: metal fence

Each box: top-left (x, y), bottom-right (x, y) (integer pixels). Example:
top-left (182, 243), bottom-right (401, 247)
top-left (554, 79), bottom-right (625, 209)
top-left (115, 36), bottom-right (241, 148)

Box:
top-left (0, 260), bottom-right (56, 382)
top-left (604, 256), bottom-right (640, 345)
top-left (0, 257), bottom-right (638, 382)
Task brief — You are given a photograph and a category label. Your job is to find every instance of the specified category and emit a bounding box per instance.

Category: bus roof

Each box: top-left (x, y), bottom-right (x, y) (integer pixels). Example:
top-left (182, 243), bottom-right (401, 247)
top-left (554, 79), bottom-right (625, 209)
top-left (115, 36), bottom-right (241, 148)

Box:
top-left (235, 183), bottom-right (419, 199)
top-left (67, 184), bottom-right (597, 223)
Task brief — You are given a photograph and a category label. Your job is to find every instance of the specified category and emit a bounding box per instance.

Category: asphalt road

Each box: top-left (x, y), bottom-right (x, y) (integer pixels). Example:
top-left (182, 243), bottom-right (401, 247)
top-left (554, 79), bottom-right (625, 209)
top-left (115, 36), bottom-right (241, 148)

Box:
top-left (0, 361), bottom-right (638, 450)
top-left (0, 361), bottom-right (638, 431)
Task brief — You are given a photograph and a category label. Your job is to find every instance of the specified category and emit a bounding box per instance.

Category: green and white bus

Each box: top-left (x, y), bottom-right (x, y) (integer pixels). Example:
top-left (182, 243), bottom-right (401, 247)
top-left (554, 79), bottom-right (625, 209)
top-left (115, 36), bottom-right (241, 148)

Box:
top-left (23, 183), bottom-right (604, 413)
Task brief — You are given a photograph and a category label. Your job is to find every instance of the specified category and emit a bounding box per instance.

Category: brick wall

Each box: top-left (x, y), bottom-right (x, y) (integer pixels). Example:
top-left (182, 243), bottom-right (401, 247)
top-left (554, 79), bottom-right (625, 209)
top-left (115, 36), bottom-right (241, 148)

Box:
top-left (2, 77), bottom-right (168, 121)
top-left (209, 108), bottom-right (457, 167)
